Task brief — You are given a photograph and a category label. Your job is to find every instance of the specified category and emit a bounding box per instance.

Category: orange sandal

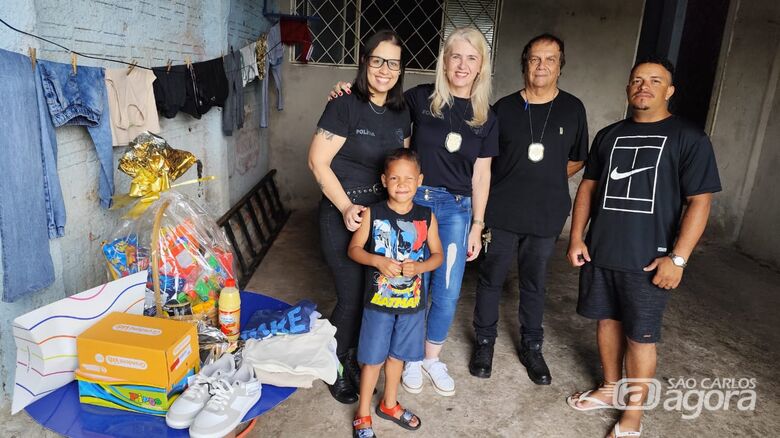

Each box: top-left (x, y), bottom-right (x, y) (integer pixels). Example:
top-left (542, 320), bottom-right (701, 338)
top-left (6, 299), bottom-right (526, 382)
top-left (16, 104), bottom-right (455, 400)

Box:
top-left (352, 415), bottom-right (376, 438)
top-left (375, 400), bottom-right (421, 431)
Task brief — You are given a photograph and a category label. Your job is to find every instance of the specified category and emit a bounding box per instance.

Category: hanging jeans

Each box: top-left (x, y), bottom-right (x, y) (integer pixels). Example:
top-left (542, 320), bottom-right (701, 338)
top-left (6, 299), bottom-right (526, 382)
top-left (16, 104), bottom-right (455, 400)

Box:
top-left (0, 49), bottom-right (55, 302)
top-left (260, 23), bottom-right (284, 128)
top-left (37, 60), bottom-right (114, 211)
top-left (413, 185), bottom-right (472, 344)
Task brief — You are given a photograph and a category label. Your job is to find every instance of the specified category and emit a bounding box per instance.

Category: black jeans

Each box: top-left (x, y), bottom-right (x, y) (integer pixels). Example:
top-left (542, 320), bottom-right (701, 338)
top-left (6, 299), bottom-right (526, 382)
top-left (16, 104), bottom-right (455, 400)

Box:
top-left (473, 228), bottom-right (557, 343)
top-left (318, 192), bottom-right (384, 357)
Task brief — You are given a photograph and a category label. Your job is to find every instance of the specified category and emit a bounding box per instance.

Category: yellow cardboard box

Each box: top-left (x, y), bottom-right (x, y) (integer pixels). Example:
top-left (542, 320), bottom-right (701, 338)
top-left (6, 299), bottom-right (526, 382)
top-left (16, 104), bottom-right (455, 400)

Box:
top-left (75, 312), bottom-right (199, 414)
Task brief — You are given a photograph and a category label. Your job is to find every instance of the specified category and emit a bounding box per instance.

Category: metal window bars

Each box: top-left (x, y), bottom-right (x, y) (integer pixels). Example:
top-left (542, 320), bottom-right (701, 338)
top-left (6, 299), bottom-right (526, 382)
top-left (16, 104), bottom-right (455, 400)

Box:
top-left (216, 169), bottom-right (290, 289)
top-left (293, 0), bottom-right (500, 71)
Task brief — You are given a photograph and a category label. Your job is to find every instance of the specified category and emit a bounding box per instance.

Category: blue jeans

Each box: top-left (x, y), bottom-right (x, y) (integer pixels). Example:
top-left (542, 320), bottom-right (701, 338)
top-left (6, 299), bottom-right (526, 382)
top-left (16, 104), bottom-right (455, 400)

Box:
top-left (37, 60), bottom-right (114, 215)
top-left (0, 49), bottom-right (55, 302)
top-left (414, 186), bottom-right (472, 344)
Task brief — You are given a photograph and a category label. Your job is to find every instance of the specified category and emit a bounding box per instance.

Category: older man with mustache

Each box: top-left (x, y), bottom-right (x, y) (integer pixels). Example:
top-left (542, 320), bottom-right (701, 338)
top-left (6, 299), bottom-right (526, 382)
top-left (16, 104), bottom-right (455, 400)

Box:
top-left (469, 33), bottom-right (589, 384)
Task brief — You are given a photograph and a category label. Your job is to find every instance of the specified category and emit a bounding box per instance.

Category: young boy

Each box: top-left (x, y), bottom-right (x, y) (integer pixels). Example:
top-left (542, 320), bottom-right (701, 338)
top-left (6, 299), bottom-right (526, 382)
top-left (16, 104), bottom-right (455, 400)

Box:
top-left (348, 149), bottom-right (443, 437)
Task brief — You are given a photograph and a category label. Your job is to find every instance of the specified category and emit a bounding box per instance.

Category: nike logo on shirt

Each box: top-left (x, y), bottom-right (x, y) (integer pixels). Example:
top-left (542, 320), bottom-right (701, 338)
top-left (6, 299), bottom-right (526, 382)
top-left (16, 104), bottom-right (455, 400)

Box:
top-left (610, 166), bottom-right (654, 180)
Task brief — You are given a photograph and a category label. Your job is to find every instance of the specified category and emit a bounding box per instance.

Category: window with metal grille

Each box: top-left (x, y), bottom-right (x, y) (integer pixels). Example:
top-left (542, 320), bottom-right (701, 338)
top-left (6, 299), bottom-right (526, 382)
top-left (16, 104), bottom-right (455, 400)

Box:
top-left (293, 0), bottom-right (501, 71)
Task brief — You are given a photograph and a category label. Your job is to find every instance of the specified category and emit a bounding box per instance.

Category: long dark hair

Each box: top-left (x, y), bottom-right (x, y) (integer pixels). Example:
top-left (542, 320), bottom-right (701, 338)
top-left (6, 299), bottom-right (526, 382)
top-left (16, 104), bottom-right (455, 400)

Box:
top-left (352, 30), bottom-right (406, 111)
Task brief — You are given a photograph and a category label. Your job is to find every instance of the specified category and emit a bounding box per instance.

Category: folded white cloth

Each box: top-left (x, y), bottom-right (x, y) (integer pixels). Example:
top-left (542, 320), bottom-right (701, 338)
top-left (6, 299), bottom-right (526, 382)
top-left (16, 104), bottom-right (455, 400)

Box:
top-left (253, 369), bottom-right (318, 388)
top-left (242, 318), bottom-right (338, 387)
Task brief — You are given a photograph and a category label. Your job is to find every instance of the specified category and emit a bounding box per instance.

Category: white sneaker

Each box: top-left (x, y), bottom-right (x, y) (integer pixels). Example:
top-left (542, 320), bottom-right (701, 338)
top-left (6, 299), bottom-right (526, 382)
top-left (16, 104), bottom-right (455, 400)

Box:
top-left (165, 353), bottom-right (236, 429)
top-left (422, 360), bottom-right (455, 396)
top-left (189, 364), bottom-right (262, 438)
top-left (401, 361), bottom-right (423, 394)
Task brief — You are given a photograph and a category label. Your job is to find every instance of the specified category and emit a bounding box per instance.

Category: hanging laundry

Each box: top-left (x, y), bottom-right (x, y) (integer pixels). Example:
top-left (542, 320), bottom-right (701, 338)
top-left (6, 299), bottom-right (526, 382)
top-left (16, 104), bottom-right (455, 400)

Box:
top-left (105, 68), bottom-right (161, 146)
top-left (240, 42), bottom-right (259, 86)
top-left (0, 48), bottom-right (55, 302)
top-left (38, 60), bottom-right (115, 211)
top-left (255, 34), bottom-right (267, 81)
top-left (34, 65), bottom-right (65, 237)
top-left (222, 50), bottom-right (244, 136)
top-left (260, 23), bottom-right (284, 128)
top-left (280, 16), bottom-right (313, 62)
top-left (189, 57), bottom-right (229, 117)
top-left (182, 64), bottom-right (202, 119)
top-left (152, 65), bottom-right (188, 119)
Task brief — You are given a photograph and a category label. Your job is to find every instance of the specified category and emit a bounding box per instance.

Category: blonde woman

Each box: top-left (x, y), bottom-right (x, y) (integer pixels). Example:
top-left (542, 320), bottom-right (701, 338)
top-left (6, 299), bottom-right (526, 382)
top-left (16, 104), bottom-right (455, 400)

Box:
top-left (331, 27), bottom-right (498, 396)
top-left (401, 27), bottom-right (496, 397)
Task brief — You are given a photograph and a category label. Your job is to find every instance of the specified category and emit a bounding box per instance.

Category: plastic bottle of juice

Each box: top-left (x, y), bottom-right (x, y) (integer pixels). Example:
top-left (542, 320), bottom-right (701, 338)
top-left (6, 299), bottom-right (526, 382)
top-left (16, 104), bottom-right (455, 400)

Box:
top-left (218, 278), bottom-right (241, 343)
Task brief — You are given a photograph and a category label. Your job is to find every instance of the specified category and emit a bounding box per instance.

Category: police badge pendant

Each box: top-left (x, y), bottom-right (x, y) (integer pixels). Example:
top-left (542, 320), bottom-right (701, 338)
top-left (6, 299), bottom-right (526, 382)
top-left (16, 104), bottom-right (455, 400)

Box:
top-left (445, 132), bottom-right (462, 153)
top-left (528, 142), bottom-right (544, 162)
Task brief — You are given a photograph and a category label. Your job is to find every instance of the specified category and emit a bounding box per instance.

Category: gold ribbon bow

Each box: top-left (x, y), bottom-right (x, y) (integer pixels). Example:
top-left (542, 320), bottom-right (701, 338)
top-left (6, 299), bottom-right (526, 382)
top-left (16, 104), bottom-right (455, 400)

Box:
top-left (112, 132), bottom-right (215, 217)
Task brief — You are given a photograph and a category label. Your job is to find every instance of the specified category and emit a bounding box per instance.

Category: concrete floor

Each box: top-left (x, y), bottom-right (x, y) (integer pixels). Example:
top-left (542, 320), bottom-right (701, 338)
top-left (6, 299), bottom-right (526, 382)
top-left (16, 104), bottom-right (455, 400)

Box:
top-left (4, 209), bottom-right (779, 437)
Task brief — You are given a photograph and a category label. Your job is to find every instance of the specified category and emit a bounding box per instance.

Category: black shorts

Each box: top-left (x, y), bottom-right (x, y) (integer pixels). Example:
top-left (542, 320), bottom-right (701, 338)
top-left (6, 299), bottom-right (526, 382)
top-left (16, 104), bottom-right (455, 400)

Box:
top-left (577, 263), bottom-right (670, 343)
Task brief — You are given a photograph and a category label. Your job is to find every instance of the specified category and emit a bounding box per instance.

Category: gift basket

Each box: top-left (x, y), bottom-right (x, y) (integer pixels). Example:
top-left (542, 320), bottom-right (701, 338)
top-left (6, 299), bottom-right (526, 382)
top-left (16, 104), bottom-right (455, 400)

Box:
top-left (102, 133), bottom-right (234, 325)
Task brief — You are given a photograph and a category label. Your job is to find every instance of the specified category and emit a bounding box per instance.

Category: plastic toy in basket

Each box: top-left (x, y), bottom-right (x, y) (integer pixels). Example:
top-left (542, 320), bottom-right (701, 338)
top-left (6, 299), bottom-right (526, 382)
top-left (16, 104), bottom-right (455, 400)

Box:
top-left (103, 190), bottom-right (236, 326)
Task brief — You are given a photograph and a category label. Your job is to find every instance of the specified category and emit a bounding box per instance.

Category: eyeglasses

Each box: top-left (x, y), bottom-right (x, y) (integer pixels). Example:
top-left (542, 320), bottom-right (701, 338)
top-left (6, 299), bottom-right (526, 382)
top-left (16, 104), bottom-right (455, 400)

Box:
top-left (367, 56), bottom-right (402, 71)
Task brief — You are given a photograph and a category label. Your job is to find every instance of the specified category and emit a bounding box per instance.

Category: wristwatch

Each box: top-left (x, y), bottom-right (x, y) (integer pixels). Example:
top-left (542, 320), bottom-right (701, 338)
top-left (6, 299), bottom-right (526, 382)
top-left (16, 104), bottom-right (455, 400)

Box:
top-left (668, 253), bottom-right (687, 268)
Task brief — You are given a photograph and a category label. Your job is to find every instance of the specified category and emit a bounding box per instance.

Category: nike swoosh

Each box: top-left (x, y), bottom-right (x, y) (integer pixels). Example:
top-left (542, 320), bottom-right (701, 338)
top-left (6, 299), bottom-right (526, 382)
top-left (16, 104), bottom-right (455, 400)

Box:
top-left (610, 166), bottom-right (654, 180)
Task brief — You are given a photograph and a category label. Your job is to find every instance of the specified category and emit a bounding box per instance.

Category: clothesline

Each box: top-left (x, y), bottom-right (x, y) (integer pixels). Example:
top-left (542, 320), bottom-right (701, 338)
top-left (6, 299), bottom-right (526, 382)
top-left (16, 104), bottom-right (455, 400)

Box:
top-left (0, 16), bottom-right (281, 76)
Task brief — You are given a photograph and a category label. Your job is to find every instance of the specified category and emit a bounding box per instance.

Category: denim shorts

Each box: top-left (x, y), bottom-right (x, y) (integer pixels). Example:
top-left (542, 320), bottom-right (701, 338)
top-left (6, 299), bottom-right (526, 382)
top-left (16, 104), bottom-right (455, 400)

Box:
top-left (577, 263), bottom-right (671, 343)
top-left (357, 308), bottom-right (425, 365)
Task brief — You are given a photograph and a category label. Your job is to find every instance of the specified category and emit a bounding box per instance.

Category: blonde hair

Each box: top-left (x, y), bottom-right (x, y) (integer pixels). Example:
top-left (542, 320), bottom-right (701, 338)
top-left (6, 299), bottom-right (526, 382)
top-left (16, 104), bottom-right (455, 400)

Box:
top-left (430, 27), bottom-right (492, 127)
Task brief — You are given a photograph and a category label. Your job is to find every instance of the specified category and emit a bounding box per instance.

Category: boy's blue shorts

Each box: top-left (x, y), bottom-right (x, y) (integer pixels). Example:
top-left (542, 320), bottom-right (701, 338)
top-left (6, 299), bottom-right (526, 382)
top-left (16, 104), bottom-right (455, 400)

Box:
top-left (357, 308), bottom-right (425, 365)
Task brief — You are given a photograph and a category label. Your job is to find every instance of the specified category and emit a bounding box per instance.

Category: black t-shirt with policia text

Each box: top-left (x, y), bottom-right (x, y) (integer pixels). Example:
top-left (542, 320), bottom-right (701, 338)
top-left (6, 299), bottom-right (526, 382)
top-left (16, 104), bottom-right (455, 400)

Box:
top-left (583, 115), bottom-right (721, 273)
top-left (317, 93), bottom-right (411, 189)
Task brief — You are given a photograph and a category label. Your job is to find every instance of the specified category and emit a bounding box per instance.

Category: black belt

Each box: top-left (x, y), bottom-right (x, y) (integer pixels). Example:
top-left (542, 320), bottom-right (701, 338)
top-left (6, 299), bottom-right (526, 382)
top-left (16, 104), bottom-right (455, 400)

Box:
top-left (345, 183), bottom-right (385, 196)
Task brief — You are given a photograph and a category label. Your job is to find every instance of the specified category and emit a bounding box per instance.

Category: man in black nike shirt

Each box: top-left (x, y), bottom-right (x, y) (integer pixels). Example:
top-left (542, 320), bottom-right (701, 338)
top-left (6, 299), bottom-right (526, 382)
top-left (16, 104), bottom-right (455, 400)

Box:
top-left (469, 34), bottom-right (588, 384)
top-left (566, 57), bottom-right (721, 438)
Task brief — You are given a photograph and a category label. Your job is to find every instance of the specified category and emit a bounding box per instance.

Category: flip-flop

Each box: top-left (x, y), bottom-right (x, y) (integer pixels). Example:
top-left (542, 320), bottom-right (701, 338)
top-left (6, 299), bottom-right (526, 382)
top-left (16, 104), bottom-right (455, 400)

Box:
top-left (375, 400), bottom-right (421, 431)
top-left (608, 422), bottom-right (643, 437)
top-left (566, 389), bottom-right (615, 411)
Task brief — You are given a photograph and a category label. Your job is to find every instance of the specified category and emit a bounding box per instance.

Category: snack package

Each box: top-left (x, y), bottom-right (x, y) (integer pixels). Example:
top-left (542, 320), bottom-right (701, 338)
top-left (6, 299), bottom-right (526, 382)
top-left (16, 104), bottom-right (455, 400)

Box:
top-left (103, 190), bottom-right (236, 322)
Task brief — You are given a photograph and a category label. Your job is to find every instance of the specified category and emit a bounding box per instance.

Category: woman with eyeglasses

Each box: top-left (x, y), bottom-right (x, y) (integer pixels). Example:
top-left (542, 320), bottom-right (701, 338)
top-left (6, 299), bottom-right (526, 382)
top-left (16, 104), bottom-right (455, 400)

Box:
top-left (308, 30), bottom-right (411, 406)
top-left (330, 27), bottom-right (498, 398)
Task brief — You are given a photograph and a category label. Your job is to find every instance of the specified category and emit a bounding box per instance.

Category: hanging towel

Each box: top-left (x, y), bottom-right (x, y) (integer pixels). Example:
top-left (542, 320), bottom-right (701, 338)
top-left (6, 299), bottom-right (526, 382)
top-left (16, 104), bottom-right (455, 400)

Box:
top-left (280, 17), bottom-right (313, 62)
top-left (0, 48), bottom-right (55, 302)
top-left (240, 42), bottom-right (259, 86)
top-left (105, 68), bottom-right (161, 146)
top-left (37, 60), bottom-right (115, 210)
top-left (222, 51), bottom-right (244, 136)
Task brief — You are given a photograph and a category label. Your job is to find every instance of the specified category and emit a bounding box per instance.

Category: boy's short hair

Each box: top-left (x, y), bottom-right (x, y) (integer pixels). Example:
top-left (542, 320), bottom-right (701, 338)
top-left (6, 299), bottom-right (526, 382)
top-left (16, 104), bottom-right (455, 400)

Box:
top-left (383, 148), bottom-right (421, 173)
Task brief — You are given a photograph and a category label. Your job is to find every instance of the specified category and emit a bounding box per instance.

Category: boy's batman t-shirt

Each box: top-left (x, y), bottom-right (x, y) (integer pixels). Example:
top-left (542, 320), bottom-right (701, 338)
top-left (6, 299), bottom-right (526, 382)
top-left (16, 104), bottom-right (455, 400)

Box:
top-left (364, 201), bottom-right (432, 314)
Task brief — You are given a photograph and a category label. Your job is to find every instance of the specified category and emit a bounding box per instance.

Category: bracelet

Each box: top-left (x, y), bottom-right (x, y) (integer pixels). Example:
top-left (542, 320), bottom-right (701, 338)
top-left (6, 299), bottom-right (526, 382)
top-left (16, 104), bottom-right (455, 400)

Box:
top-left (472, 219), bottom-right (485, 227)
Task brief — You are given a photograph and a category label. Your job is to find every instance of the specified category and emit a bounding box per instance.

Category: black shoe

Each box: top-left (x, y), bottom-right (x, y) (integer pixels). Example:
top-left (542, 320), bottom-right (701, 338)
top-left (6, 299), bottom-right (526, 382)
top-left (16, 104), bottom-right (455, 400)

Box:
top-left (328, 361), bottom-right (358, 404)
top-left (345, 348), bottom-right (362, 389)
top-left (469, 338), bottom-right (494, 378)
top-left (519, 341), bottom-right (551, 385)
top-left (345, 348), bottom-right (377, 395)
